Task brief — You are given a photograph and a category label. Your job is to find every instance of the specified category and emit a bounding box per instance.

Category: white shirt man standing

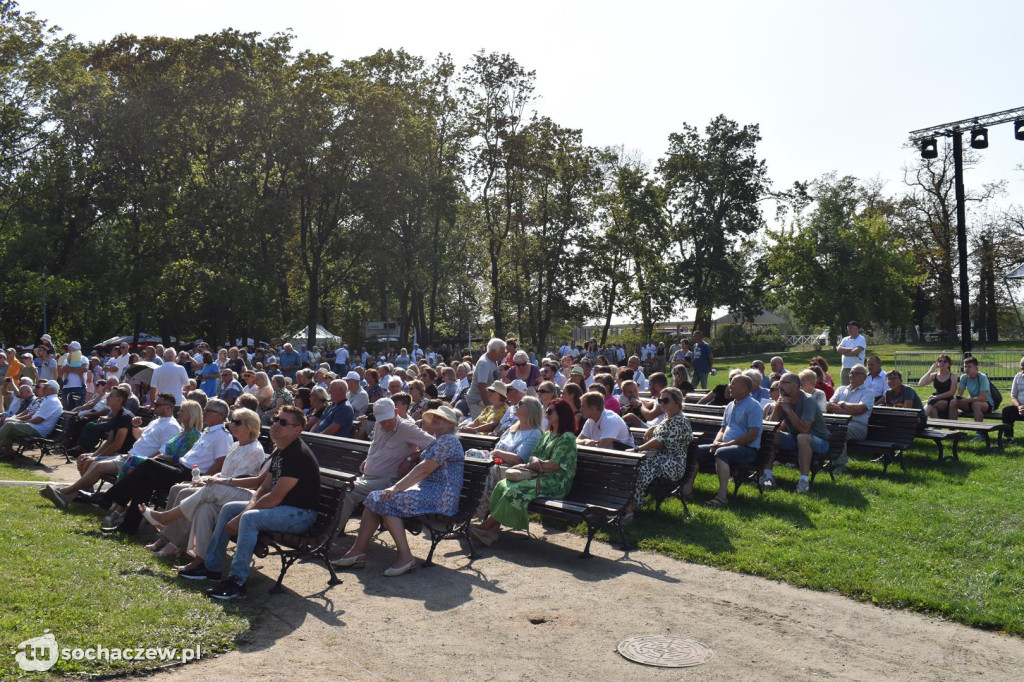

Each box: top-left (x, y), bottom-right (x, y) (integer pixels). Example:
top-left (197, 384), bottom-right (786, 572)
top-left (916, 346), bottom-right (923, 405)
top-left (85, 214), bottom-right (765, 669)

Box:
top-left (836, 321), bottom-right (866, 386)
top-left (467, 338), bottom-right (506, 419)
top-left (149, 347), bottom-right (189, 407)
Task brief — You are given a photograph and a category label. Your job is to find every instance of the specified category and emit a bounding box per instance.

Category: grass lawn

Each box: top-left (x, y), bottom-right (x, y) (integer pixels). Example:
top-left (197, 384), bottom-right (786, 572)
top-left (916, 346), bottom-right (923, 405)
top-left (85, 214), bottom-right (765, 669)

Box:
top-left (0, 487), bottom-right (253, 679)
top-left (626, 341), bottom-right (1024, 635)
top-left (0, 458), bottom-right (50, 482)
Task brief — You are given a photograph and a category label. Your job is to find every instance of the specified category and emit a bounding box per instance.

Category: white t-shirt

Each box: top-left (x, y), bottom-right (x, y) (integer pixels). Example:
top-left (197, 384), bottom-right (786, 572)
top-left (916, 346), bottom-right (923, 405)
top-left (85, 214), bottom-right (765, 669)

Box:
top-left (128, 416), bottom-right (182, 457)
top-left (334, 347), bottom-right (349, 364)
top-left (581, 409), bottom-right (632, 448)
top-left (150, 361), bottom-right (189, 405)
top-left (840, 334), bottom-right (866, 369)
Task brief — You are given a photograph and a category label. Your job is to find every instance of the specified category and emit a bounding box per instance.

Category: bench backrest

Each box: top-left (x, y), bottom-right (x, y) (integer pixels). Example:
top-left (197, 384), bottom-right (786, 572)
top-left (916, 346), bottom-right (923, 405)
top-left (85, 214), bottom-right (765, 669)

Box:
top-left (564, 447), bottom-right (645, 511)
top-left (866, 406), bottom-right (920, 448)
top-left (259, 427), bottom-right (370, 475)
top-left (451, 456), bottom-right (495, 521)
top-left (683, 403), bottom-right (727, 417)
top-left (303, 469), bottom-right (354, 545)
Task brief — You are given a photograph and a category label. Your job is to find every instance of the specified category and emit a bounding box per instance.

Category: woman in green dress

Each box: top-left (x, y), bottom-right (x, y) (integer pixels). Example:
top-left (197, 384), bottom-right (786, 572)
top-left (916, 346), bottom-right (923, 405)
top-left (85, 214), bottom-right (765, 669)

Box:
top-left (470, 398), bottom-right (577, 545)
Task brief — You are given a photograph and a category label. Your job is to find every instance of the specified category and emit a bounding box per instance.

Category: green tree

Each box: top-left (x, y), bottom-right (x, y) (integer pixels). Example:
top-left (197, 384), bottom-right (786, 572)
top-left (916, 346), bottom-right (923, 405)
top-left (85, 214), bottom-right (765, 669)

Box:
top-left (658, 114), bottom-right (770, 335)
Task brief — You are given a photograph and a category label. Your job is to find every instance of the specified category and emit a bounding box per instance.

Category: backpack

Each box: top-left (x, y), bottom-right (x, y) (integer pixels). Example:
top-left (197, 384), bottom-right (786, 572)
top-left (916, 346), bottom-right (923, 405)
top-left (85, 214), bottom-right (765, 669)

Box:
top-left (982, 373), bottom-right (1002, 410)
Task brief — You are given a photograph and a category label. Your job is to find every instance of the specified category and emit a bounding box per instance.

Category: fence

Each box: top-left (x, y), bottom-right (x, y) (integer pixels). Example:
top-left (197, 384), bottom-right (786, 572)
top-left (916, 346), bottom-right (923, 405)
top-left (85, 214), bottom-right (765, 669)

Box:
top-left (894, 350), bottom-right (1024, 385)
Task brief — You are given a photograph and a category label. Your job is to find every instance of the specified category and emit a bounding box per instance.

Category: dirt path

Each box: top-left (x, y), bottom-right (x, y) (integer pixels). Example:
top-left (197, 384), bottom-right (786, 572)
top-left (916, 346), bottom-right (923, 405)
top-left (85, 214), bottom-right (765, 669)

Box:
top-left (23, 457), bottom-right (1024, 681)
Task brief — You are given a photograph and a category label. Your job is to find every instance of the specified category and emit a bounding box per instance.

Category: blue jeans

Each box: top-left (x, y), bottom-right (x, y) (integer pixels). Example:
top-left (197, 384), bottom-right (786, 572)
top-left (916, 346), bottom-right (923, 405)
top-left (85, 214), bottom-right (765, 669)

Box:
top-left (692, 371), bottom-right (709, 389)
top-left (696, 443), bottom-right (758, 467)
top-left (205, 501), bottom-right (317, 583)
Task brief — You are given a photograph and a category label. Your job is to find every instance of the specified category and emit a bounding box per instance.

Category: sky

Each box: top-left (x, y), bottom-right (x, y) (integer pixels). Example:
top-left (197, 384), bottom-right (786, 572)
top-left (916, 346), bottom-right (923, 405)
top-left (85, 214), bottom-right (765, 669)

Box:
top-left (29, 0), bottom-right (1023, 216)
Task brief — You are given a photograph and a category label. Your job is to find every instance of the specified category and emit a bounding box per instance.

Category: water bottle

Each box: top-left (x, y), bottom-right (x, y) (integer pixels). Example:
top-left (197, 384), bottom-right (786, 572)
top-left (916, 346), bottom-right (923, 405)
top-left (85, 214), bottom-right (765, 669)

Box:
top-left (191, 465), bottom-right (201, 483)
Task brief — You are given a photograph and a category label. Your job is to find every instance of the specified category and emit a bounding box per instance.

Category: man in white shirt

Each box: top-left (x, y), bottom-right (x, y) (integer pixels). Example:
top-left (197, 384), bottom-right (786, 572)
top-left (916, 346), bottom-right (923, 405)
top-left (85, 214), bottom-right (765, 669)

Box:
top-left (334, 344), bottom-right (350, 374)
top-left (150, 347), bottom-right (189, 407)
top-left (345, 371), bottom-right (370, 416)
top-left (836, 321), bottom-right (866, 386)
top-left (114, 341), bottom-right (131, 376)
top-left (627, 356), bottom-right (648, 391)
top-left (0, 380), bottom-right (63, 458)
top-left (577, 391), bottom-right (633, 450)
top-left (42, 392), bottom-right (183, 508)
top-left (494, 380), bottom-right (526, 436)
top-left (78, 399), bottom-right (234, 533)
top-left (864, 355), bottom-right (887, 404)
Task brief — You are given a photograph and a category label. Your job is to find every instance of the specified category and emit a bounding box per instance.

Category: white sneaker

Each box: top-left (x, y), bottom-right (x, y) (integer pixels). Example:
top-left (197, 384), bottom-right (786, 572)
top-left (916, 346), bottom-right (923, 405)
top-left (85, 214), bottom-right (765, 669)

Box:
top-left (759, 476), bottom-right (776, 490)
top-left (795, 479), bottom-right (810, 494)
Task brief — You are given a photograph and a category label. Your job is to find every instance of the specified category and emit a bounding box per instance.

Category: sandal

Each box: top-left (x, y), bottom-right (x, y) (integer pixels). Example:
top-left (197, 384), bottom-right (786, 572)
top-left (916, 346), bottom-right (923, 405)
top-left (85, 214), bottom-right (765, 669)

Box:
top-left (704, 497), bottom-right (728, 508)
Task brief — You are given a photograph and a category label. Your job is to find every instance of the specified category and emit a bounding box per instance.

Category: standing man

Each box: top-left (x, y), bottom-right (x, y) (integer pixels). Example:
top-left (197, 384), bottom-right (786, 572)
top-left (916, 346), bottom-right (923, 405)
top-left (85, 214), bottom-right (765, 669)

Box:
top-left (202, 405), bottom-right (321, 599)
top-left (763, 373), bottom-right (830, 493)
top-left (826, 364), bottom-right (874, 472)
top-left (836, 321), bottom-right (866, 386)
top-left (277, 343), bottom-right (302, 382)
top-left (150, 347), bottom-right (189, 410)
top-left (334, 344), bottom-right (350, 375)
top-left (691, 331), bottom-right (714, 389)
top-left (466, 338), bottom-right (505, 419)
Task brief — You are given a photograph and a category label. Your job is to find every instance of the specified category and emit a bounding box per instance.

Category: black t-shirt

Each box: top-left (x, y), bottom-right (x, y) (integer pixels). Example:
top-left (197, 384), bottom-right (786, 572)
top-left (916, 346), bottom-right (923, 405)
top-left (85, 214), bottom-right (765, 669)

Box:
top-left (269, 437), bottom-right (321, 510)
top-left (227, 357), bottom-right (247, 376)
top-left (109, 408), bottom-right (137, 453)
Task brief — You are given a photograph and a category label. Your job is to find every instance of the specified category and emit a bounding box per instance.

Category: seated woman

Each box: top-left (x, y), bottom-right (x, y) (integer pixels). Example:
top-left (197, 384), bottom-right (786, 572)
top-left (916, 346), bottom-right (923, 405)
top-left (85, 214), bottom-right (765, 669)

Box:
top-left (810, 356), bottom-right (834, 387)
top-left (260, 374), bottom-right (294, 425)
top-left (407, 380), bottom-right (428, 421)
top-left (140, 408), bottom-right (267, 562)
top-left (305, 386), bottom-right (329, 431)
top-left (561, 382), bottom-right (585, 434)
top-left (629, 387), bottom-right (693, 506)
top-left (919, 354), bottom-right (958, 419)
top-left (332, 405), bottom-right (465, 576)
top-left (505, 350), bottom-right (541, 396)
top-left (457, 380), bottom-right (507, 434)
top-left (470, 398), bottom-right (578, 546)
top-left (479, 396), bottom-right (543, 465)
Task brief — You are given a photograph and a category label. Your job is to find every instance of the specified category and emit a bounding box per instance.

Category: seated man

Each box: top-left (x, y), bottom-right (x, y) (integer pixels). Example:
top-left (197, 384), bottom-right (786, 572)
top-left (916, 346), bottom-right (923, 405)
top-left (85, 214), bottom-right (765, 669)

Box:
top-left (202, 405), bottom-right (321, 600)
top-left (217, 369), bottom-right (243, 406)
top-left (683, 374), bottom-right (762, 506)
top-left (762, 373), bottom-right (830, 493)
top-left (577, 391), bottom-right (633, 451)
top-left (864, 355), bottom-right (887, 405)
top-left (329, 398), bottom-right (434, 543)
top-left (313, 379), bottom-right (355, 437)
top-left (0, 380), bottom-right (63, 458)
top-left (621, 372), bottom-right (669, 429)
top-left (951, 356), bottom-right (994, 436)
top-left (882, 369), bottom-right (927, 432)
top-left (493, 380), bottom-right (526, 436)
top-left (41, 392), bottom-right (181, 509)
top-left (825, 364), bottom-right (874, 472)
top-left (77, 399), bottom-right (233, 533)
top-left (1, 381), bottom-right (33, 422)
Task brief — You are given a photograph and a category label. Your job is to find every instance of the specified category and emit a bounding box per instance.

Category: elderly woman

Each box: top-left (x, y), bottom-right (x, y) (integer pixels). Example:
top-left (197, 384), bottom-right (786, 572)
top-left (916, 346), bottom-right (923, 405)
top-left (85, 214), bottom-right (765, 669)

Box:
top-left (305, 386), bottom-right (330, 430)
top-left (485, 396), bottom-right (544, 465)
top-left (505, 350), bottom-right (541, 395)
top-left (140, 408), bottom-right (267, 562)
top-left (260, 374), bottom-right (294, 425)
top-left (629, 387), bottom-right (692, 507)
top-left (471, 398), bottom-right (578, 545)
top-left (240, 369), bottom-right (258, 395)
top-left (253, 371), bottom-right (274, 411)
top-left (438, 367), bottom-right (460, 402)
top-left (407, 380), bottom-right (429, 421)
top-left (458, 381), bottom-right (507, 434)
top-left (333, 405), bottom-right (465, 576)
top-left (364, 368), bottom-right (387, 403)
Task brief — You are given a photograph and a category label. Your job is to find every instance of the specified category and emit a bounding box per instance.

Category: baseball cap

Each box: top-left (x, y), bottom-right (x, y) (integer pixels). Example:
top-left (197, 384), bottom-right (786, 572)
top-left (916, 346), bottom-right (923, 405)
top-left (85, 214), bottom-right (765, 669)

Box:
top-left (345, 371), bottom-right (361, 381)
top-left (373, 398), bottom-right (396, 420)
top-left (44, 380), bottom-right (60, 392)
top-left (69, 341), bottom-right (82, 351)
top-left (507, 379), bottom-right (527, 393)
top-left (570, 366), bottom-right (584, 376)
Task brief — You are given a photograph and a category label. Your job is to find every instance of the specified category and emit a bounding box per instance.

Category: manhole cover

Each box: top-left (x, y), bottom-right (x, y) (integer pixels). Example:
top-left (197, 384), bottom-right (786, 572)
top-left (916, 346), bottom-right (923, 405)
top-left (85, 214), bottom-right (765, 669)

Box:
top-left (617, 635), bottom-right (714, 668)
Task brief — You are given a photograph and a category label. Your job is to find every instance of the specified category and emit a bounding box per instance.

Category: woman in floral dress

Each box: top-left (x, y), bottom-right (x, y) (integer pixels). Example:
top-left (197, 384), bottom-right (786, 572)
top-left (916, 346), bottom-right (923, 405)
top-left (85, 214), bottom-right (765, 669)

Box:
top-left (630, 386), bottom-right (692, 506)
top-left (333, 405), bottom-right (465, 576)
top-left (470, 398), bottom-right (578, 545)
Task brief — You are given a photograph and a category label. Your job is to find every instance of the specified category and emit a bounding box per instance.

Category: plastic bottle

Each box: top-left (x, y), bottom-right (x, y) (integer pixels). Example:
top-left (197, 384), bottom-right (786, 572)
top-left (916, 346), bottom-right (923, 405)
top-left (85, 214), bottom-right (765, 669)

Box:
top-left (191, 465), bottom-right (201, 482)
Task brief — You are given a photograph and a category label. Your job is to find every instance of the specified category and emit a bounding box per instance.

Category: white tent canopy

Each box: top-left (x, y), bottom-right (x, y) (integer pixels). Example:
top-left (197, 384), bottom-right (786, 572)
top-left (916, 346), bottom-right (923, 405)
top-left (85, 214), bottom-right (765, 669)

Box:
top-left (288, 325), bottom-right (342, 346)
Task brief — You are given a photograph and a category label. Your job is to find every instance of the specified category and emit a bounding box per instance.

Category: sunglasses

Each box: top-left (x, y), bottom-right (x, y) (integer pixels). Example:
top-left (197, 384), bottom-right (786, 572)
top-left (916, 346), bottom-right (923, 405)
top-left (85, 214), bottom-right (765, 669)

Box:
top-left (230, 419), bottom-right (244, 426)
top-left (658, 397), bottom-right (673, 405)
top-left (545, 409), bottom-right (555, 416)
top-left (537, 388), bottom-right (553, 394)
top-left (515, 362), bottom-right (527, 367)
top-left (272, 417), bottom-right (299, 427)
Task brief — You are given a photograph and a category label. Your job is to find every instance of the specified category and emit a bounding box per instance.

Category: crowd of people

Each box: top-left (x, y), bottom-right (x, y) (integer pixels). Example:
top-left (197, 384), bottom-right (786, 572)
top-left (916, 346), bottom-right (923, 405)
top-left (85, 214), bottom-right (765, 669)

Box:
top-left (8, 323), bottom-right (1022, 599)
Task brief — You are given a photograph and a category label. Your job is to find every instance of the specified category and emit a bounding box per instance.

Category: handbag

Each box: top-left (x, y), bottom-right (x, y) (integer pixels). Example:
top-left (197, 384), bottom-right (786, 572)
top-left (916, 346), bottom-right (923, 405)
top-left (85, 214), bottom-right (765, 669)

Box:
top-left (503, 466), bottom-right (537, 483)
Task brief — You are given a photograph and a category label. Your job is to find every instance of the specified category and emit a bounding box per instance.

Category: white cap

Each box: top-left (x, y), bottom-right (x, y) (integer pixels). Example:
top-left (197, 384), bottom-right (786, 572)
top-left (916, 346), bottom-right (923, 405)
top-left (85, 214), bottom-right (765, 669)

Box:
top-left (40, 334), bottom-right (52, 342)
top-left (69, 341), bottom-right (81, 351)
top-left (373, 398), bottom-right (396, 420)
top-left (44, 380), bottom-right (60, 393)
top-left (345, 371), bottom-right (361, 381)
top-left (507, 379), bottom-right (528, 393)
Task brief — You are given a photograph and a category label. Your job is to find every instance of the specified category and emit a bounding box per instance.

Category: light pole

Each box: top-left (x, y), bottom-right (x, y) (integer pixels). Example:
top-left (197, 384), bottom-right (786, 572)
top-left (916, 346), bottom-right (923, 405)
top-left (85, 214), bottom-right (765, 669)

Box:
top-left (40, 268), bottom-right (49, 336)
top-left (909, 105), bottom-right (1024, 355)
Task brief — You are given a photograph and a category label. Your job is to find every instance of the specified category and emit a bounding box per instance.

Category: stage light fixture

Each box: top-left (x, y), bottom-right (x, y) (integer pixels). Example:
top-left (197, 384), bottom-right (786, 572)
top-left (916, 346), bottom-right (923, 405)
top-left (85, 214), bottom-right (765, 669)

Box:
top-left (970, 126), bottom-right (989, 149)
top-left (1014, 119), bottom-right (1024, 141)
top-left (920, 137), bottom-right (938, 159)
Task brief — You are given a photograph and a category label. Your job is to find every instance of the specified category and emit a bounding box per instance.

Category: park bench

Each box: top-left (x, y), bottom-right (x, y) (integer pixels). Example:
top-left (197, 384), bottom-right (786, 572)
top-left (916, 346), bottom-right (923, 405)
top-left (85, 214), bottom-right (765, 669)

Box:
top-left (628, 426), bottom-right (705, 513)
top-left (408, 455), bottom-right (495, 567)
top-left (13, 410), bottom-right (75, 464)
top-left (831, 406), bottom-right (918, 473)
top-left (527, 445), bottom-right (646, 558)
top-left (774, 415), bottom-right (850, 484)
top-left (256, 467), bottom-right (354, 594)
top-left (925, 417), bottom-right (1008, 453)
top-left (677, 411), bottom-right (780, 497)
top-left (682, 403), bottom-right (727, 417)
top-left (299, 432), bottom-right (369, 474)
